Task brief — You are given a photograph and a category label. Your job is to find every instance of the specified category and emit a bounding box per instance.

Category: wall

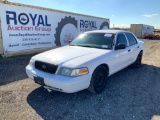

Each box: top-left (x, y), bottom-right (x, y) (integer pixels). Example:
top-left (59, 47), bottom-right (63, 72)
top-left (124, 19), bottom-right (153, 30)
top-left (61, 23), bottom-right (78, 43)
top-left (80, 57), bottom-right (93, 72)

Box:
top-left (130, 24), bottom-right (143, 38)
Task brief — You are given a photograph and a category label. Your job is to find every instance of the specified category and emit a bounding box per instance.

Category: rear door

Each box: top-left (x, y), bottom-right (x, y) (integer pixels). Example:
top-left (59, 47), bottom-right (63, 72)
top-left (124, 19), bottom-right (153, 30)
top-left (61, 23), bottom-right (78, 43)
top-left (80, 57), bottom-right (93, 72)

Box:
top-left (124, 32), bottom-right (140, 63)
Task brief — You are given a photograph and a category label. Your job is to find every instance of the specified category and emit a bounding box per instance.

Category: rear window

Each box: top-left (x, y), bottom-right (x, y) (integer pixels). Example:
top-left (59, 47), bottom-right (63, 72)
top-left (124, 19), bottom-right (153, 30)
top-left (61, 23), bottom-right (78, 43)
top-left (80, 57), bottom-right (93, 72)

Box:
top-left (125, 33), bottom-right (137, 46)
top-left (116, 34), bottom-right (128, 47)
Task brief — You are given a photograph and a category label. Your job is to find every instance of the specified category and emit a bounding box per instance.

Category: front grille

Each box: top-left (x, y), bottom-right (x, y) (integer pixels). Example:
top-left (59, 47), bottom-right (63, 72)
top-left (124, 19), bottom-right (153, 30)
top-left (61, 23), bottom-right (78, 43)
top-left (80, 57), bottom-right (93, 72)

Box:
top-left (35, 61), bottom-right (58, 74)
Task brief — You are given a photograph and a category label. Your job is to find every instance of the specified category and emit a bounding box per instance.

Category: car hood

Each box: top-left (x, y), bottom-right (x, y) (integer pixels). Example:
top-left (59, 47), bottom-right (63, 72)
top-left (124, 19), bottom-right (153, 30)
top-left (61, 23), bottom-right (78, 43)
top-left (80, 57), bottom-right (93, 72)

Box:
top-left (32, 46), bottom-right (110, 65)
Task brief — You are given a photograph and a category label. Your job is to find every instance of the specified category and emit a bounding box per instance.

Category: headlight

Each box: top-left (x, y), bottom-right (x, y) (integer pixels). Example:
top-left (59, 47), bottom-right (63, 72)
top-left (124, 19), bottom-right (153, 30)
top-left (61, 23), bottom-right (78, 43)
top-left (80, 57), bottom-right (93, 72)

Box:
top-left (58, 67), bottom-right (72, 76)
top-left (58, 67), bottom-right (89, 76)
top-left (29, 59), bottom-right (35, 67)
top-left (71, 68), bottom-right (89, 76)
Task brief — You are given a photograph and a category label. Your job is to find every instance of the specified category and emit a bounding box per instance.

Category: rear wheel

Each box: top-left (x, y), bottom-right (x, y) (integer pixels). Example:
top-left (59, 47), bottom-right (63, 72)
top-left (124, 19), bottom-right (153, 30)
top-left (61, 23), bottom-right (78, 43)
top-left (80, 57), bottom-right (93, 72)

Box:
top-left (88, 65), bottom-right (108, 94)
top-left (131, 53), bottom-right (142, 68)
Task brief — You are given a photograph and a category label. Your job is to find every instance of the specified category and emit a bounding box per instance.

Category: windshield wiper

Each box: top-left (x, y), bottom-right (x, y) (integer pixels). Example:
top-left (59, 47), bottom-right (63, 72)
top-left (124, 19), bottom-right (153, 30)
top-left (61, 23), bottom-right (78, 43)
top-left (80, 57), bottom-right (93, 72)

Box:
top-left (82, 45), bottom-right (110, 49)
top-left (69, 44), bottom-right (79, 46)
top-left (70, 44), bottom-right (108, 49)
top-left (69, 44), bottom-right (93, 47)
top-left (80, 45), bottom-right (93, 47)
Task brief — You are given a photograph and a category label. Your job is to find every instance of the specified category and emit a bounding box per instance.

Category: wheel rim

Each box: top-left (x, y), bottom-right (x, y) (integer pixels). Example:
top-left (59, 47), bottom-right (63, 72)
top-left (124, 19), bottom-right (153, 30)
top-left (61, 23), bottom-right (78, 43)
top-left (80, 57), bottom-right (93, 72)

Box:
top-left (94, 70), bottom-right (106, 93)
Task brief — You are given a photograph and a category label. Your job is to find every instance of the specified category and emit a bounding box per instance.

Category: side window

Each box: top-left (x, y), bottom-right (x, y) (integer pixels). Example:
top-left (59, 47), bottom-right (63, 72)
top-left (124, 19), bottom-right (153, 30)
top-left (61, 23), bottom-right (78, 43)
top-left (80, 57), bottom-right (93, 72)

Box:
top-left (125, 33), bottom-right (137, 46)
top-left (116, 34), bottom-right (127, 47)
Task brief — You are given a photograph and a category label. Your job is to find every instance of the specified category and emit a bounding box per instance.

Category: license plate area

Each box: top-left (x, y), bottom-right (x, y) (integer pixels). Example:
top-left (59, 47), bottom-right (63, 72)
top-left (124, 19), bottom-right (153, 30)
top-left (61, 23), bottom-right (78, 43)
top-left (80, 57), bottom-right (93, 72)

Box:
top-left (34, 76), bottom-right (45, 86)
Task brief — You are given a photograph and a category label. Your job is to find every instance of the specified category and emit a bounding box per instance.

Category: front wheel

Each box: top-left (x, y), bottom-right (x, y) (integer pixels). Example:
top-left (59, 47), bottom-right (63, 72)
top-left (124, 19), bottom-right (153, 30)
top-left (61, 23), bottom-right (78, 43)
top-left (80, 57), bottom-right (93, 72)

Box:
top-left (88, 66), bottom-right (108, 94)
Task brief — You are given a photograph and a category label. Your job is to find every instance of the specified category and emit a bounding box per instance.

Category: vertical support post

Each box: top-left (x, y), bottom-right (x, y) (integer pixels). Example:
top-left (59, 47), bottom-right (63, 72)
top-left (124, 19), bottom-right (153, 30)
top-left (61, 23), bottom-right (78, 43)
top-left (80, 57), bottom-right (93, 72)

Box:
top-left (0, 18), bottom-right (4, 55)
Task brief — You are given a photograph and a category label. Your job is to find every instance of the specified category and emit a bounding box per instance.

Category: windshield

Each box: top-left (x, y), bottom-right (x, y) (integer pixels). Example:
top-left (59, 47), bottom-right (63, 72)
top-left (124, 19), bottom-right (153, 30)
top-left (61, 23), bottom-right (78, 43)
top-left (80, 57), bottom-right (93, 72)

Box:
top-left (69, 33), bottom-right (114, 49)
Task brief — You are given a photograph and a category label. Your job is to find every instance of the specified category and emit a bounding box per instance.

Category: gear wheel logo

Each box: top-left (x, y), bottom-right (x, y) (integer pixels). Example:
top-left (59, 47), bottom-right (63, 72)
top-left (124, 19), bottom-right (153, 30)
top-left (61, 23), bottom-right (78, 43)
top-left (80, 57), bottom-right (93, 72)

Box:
top-left (100, 21), bottom-right (109, 30)
top-left (55, 16), bottom-right (78, 46)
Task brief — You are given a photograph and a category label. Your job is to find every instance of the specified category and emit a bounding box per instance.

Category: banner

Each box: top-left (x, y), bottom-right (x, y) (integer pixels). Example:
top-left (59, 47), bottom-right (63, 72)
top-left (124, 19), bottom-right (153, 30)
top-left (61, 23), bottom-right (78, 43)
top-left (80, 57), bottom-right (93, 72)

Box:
top-left (0, 3), bottom-right (109, 53)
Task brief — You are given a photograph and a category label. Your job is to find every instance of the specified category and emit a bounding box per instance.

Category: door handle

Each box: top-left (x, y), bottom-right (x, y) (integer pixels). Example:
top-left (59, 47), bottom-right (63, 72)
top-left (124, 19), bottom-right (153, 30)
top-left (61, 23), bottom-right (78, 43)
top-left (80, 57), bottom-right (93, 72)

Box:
top-left (128, 49), bottom-right (131, 52)
top-left (137, 46), bottom-right (140, 48)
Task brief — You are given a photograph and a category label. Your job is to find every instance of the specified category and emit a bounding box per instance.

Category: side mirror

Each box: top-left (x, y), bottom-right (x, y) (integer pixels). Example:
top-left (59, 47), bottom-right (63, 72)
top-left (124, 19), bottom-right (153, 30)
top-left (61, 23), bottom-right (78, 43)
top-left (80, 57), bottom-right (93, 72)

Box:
top-left (116, 44), bottom-right (126, 50)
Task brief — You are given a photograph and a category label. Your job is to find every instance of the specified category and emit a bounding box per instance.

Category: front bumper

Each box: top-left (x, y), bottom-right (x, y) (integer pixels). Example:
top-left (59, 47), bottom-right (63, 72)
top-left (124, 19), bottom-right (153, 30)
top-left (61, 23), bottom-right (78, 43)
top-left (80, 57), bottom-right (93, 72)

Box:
top-left (26, 65), bottom-right (92, 93)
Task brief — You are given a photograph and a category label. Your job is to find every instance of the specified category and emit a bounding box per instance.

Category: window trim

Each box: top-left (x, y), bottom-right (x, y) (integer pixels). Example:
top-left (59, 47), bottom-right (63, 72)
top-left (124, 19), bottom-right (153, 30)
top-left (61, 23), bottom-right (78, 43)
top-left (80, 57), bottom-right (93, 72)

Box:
top-left (124, 32), bottom-right (138, 46)
top-left (114, 33), bottom-right (129, 50)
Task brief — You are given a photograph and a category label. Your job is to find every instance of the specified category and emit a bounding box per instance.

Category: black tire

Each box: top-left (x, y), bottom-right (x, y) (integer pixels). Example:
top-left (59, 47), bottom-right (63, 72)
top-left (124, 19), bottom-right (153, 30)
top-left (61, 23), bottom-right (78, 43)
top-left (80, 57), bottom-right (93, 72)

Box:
top-left (88, 65), bottom-right (108, 94)
top-left (131, 53), bottom-right (142, 68)
top-left (54, 16), bottom-right (77, 46)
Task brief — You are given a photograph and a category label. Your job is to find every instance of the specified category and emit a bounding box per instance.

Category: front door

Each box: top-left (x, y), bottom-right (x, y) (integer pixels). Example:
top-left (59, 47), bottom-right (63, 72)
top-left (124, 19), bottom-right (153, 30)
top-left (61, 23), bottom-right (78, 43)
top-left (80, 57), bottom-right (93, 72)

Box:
top-left (113, 33), bottom-right (130, 73)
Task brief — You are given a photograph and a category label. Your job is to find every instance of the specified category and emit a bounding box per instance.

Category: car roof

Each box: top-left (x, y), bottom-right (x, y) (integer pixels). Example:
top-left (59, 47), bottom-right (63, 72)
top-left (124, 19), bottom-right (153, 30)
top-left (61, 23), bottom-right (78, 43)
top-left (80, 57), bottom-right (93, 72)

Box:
top-left (85, 29), bottom-right (125, 34)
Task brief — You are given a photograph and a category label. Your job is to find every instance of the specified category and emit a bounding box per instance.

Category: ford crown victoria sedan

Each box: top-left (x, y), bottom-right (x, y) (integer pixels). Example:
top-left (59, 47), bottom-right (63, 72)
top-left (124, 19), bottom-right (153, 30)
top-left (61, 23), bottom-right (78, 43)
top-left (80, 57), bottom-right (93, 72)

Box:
top-left (26, 30), bottom-right (144, 94)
